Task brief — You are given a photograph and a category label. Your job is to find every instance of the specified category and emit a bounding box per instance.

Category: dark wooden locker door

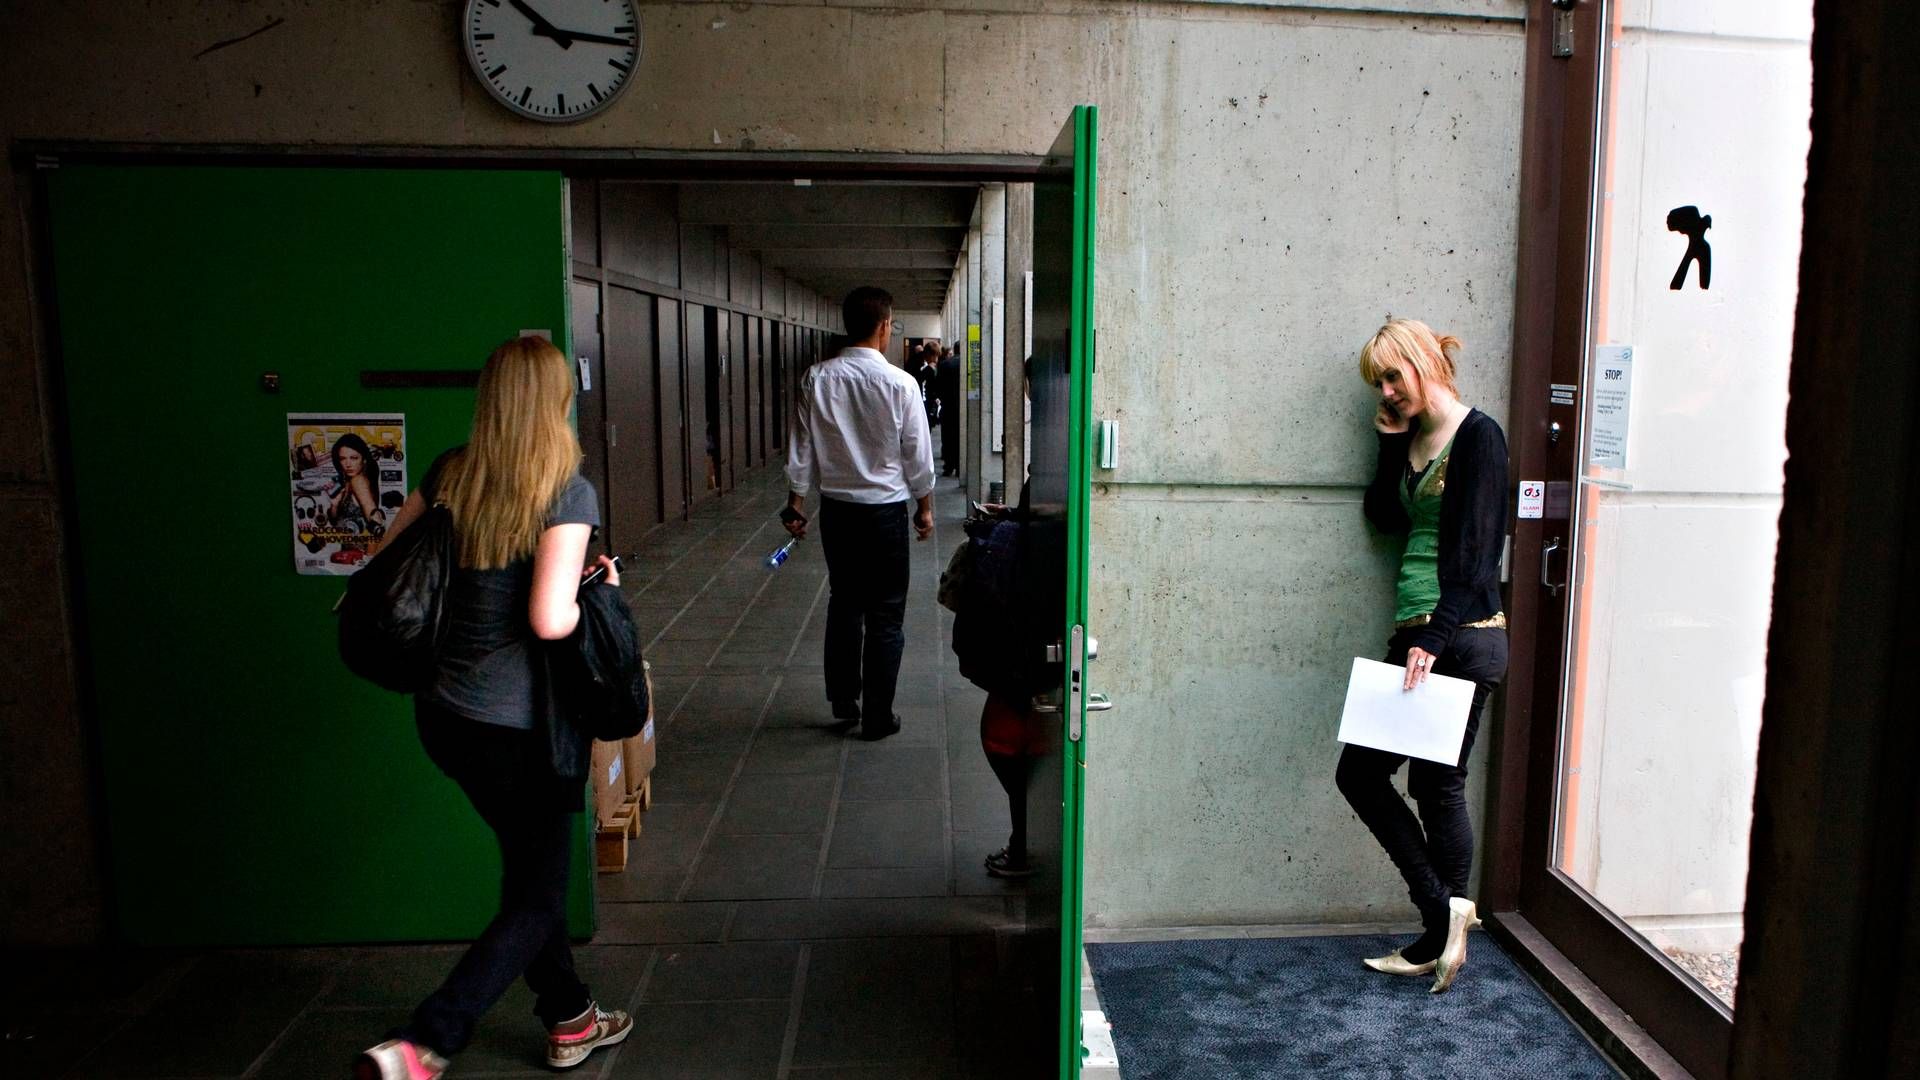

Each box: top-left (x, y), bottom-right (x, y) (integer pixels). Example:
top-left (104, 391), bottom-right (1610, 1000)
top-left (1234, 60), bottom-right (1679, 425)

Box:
top-left (685, 305), bottom-right (715, 504)
top-left (715, 308), bottom-right (736, 493)
top-left (771, 323), bottom-right (786, 450)
top-left (571, 280), bottom-right (611, 532)
top-left (605, 284), bottom-right (661, 545)
top-left (728, 313), bottom-right (748, 482)
top-left (656, 296), bottom-right (687, 520)
top-left (744, 316), bottom-right (762, 466)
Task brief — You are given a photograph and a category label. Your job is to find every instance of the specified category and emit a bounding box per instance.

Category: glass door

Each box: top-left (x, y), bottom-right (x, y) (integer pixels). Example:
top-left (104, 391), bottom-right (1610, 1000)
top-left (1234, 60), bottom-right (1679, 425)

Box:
top-left (1027, 105), bottom-right (1099, 1079)
top-left (1520, 2), bottom-right (1813, 1074)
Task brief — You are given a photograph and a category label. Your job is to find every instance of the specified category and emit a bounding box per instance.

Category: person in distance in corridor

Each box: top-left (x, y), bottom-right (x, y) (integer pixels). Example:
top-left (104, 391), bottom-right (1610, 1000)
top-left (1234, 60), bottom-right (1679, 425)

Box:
top-left (354, 337), bottom-right (628, 1080)
top-left (936, 341), bottom-right (962, 476)
top-left (782, 286), bottom-right (936, 741)
top-left (1336, 317), bottom-right (1510, 994)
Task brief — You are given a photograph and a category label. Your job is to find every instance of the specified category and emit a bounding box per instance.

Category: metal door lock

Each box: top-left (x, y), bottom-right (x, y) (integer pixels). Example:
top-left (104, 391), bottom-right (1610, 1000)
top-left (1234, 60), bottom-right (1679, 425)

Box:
top-left (1551, 0), bottom-right (1576, 58)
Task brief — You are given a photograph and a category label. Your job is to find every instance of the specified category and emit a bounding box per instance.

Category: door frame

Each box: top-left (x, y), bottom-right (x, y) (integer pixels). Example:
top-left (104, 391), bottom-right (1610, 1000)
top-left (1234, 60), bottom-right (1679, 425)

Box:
top-left (1490, 3), bottom-right (1745, 1076)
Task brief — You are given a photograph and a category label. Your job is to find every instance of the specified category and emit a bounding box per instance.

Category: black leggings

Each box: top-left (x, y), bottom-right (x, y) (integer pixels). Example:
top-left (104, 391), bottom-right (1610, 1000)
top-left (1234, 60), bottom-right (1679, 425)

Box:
top-left (1335, 626), bottom-right (1508, 922)
top-left (401, 702), bottom-right (590, 1056)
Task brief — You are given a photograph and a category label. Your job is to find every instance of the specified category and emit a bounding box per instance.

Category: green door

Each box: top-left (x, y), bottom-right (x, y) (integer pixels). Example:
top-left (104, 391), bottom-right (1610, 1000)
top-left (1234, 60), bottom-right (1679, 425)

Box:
top-left (46, 165), bottom-right (592, 945)
top-left (1027, 106), bottom-right (1099, 1080)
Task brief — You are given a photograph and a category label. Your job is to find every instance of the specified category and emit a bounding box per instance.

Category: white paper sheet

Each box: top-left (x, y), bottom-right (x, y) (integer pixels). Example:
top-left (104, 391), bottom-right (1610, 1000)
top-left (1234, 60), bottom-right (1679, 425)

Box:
top-left (1336, 657), bottom-right (1476, 765)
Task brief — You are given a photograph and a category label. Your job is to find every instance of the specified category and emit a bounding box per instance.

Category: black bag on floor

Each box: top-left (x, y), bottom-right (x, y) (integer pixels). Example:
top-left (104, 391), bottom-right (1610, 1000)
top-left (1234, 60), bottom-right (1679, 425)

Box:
top-left (335, 505), bottom-right (454, 693)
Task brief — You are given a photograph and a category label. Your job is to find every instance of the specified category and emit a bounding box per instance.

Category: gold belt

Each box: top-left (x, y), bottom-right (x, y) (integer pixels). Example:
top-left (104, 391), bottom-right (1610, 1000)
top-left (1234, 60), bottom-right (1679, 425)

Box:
top-left (1393, 611), bottom-right (1507, 631)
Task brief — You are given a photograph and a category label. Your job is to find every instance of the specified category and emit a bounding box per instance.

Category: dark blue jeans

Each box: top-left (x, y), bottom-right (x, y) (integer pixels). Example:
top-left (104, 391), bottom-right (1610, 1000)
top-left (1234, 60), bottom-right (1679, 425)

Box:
top-left (1335, 626), bottom-right (1509, 922)
top-left (401, 702), bottom-right (590, 1056)
top-left (819, 496), bottom-right (911, 733)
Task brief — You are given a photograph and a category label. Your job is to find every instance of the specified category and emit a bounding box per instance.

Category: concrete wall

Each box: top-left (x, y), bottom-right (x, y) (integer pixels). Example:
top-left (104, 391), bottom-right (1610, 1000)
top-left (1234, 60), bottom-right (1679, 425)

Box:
top-left (1561, 0), bottom-right (1812, 953)
top-left (0, 0), bottom-right (1528, 942)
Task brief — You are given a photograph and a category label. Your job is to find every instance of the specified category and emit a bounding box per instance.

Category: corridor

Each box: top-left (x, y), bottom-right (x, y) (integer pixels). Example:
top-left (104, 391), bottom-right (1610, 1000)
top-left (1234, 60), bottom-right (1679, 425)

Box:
top-left (3, 465), bottom-right (1048, 1080)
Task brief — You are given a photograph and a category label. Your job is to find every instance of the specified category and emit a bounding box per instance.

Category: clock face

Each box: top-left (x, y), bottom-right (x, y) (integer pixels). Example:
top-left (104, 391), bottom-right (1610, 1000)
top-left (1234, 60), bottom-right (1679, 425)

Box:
top-left (463, 0), bottom-right (641, 123)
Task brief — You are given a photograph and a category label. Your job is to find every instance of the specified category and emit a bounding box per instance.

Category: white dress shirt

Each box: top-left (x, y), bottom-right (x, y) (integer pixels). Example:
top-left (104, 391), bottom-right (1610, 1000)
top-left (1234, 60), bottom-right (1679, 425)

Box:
top-left (786, 347), bottom-right (936, 504)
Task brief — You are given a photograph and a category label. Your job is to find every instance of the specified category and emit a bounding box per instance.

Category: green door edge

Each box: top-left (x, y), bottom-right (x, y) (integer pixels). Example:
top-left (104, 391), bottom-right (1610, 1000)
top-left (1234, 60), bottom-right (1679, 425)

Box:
top-left (1060, 102), bottom-right (1098, 1080)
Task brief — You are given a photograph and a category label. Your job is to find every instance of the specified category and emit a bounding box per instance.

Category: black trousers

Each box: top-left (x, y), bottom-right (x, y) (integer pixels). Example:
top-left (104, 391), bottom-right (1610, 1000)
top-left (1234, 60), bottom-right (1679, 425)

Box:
top-left (940, 401), bottom-right (959, 470)
top-left (402, 702), bottom-right (591, 1057)
top-left (1335, 625), bottom-right (1509, 922)
top-left (819, 496), bottom-right (911, 731)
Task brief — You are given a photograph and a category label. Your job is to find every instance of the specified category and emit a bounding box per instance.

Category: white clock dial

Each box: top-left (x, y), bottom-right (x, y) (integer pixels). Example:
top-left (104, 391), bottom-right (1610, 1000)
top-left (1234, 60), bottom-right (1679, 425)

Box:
top-left (463, 0), bottom-right (641, 123)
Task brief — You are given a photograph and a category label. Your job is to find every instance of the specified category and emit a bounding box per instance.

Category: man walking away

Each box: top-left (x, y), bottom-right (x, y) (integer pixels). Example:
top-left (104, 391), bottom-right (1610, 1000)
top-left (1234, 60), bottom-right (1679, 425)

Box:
top-left (936, 343), bottom-right (962, 477)
top-left (783, 287), bottom-right (935, 740)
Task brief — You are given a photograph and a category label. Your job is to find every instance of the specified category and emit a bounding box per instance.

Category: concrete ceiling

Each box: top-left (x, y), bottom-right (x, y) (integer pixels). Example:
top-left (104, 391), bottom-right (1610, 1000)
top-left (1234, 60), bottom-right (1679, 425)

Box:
top-left (680, 183), bottom-right (975, 311)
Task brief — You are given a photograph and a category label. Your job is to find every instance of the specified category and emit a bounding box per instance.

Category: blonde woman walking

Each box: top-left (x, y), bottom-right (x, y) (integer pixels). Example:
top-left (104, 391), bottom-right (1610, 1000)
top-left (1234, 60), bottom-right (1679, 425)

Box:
top-left (356, 336), bottom-right (628, 1078)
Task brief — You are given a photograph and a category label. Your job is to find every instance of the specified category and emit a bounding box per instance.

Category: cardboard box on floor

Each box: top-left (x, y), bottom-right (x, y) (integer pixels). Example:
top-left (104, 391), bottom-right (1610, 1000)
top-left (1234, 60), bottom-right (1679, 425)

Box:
top-left (590, 738), bottom-right (626, 827)
top-left (621, 661), bottom-right (656, 796)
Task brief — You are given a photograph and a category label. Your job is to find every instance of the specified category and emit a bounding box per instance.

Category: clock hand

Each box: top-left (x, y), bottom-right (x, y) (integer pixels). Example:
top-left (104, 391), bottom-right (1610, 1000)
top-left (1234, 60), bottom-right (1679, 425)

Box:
top-left (549, 29), bottom-right (636, 48)
top-left (508, 0), bottom-right (574, 47)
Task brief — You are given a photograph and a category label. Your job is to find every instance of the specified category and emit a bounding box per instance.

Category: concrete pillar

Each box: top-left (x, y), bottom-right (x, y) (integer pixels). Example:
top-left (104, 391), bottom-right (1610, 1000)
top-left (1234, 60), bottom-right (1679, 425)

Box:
top-left (977, 184), bottom-right (1007, 500)
top-left (963, 196), bottom-right (984, 500)
top-left (1002, 183), bottom-right (1033, 495)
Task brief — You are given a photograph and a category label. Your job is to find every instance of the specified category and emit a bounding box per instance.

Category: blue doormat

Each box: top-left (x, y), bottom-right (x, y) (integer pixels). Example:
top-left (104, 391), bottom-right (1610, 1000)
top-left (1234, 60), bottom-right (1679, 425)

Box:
top-left (1086, 934), bottom-right (1618, 1079)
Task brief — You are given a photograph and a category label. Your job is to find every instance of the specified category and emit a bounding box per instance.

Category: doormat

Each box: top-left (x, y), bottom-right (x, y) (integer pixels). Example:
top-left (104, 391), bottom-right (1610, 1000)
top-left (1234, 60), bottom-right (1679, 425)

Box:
top-left (1085, 933), bottom-right (1619, 1079)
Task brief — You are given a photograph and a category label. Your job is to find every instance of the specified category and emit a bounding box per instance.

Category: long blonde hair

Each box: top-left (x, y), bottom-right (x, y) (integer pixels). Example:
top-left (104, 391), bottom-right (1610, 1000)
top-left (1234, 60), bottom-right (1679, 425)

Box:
top-left (1358, 318), bottom-right (1462, 395)
top-left (436, 336), bottom-right (582, 569)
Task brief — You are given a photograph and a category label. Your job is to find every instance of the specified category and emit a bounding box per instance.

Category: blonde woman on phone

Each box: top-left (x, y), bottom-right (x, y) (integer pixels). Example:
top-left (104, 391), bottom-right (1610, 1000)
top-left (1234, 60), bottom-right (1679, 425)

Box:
top-left (356, 336), bottom-right (628, 1079)
top-left (1336, 318), bottom-right (1510, 993)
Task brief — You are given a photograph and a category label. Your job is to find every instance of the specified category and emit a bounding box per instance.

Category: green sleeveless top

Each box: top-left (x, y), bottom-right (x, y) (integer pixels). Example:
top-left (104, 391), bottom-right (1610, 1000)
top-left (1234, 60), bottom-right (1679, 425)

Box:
top-left (1394, 431), bottom-right (1459, 622)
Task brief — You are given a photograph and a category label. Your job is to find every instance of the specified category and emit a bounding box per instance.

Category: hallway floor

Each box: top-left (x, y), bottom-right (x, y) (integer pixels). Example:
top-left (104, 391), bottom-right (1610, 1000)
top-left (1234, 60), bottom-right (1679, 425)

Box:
top-left (4, 465), bottom-right (1048, 1080)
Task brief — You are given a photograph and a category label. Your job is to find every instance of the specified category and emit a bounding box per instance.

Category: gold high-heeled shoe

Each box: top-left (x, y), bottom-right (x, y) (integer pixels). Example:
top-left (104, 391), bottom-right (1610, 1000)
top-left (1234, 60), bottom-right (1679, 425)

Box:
top-left (1362, 950), bottom-right (1437, 977)
top-left (1429, 897), bottom-right (1482, 993)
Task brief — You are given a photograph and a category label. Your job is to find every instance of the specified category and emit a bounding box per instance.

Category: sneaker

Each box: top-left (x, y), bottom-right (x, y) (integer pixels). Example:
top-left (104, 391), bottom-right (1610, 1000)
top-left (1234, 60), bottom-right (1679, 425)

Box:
top-left (354, 1039), bottom-right (448, 1080)
top-left (985, 847), bottom-right (1038, 879)
top-left (546, 1002), bottom-right (632, 1070)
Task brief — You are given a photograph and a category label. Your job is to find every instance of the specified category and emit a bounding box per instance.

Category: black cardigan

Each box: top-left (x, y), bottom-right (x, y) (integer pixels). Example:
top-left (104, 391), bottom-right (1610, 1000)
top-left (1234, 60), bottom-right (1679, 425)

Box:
top-left (1362, 408), bottom-right (1509, 656)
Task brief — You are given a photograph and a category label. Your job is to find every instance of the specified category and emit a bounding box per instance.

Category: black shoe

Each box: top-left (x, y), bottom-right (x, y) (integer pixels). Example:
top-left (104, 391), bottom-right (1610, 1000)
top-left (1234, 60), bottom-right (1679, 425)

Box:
top-left (858, 714), bottom-right (902, 741)
top-left (831, 700), bottom-right (861, 721)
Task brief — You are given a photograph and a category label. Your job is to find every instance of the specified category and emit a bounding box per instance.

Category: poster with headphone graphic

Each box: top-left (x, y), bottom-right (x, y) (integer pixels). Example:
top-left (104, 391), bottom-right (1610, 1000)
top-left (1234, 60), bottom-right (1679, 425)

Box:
top-left (288, 414), bottom-right (408, 575)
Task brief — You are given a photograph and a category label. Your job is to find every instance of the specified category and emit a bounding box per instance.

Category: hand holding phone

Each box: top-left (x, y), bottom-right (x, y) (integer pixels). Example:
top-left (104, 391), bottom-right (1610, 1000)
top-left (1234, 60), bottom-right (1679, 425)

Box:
top-left (580, 553), bottom-right (627, 589)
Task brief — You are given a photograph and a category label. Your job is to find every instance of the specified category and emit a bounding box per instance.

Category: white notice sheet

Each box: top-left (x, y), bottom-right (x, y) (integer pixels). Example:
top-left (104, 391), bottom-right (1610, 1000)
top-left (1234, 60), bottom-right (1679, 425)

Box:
top-left (1336, 658), bottom-right (1476, 765)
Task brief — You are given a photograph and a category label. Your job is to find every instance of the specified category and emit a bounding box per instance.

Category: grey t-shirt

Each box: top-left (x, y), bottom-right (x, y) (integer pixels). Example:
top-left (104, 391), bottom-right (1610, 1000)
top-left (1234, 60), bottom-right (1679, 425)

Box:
top-left (419, 450), bottom-right (600, 729)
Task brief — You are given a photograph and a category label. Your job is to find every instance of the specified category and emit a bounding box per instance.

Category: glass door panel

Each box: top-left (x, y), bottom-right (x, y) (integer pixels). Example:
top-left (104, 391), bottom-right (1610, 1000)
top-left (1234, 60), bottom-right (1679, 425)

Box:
top-left (1551, 0), bottom-right (1813, 1011)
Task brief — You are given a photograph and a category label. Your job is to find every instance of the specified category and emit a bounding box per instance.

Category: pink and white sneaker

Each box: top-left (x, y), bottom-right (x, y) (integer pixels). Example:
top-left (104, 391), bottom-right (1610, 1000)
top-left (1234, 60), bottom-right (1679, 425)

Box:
top-left (545, 1002), bottom-right (632, 1070)
top-left (354, 1038), bottom-right (449, 1080)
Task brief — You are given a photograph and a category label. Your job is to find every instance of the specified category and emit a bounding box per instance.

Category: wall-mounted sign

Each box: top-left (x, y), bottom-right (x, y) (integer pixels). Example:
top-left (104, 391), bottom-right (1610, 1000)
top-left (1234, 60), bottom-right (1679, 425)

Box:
top-left (1518, 480), bottom-right (1545, 520)
top-left (288, 413), bottom-right (408, 575)
top-left (1589, 346), bottom-right (1635, 470)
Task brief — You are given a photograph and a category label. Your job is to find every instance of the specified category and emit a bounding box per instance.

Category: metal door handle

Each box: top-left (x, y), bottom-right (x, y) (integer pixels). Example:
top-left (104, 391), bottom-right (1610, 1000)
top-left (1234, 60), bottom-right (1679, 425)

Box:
top-left (1541, 536), bottom-right (1566, 596)
top-left (1087, 693), bottom-right (1113, 712)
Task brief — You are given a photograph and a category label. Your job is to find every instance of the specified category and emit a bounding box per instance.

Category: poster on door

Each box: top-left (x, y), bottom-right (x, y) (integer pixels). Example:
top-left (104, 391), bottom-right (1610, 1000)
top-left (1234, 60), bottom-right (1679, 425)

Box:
top-left (288, 413), bottom-right (408, 575)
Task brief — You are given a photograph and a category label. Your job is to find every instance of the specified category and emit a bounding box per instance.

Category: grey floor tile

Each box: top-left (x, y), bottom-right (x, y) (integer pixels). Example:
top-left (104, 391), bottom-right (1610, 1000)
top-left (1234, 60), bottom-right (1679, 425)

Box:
top-left (624, 803), bottom-right (718, 872)
top-left (595, 902), bottom-right (733, 945)
top-left (828, 801), bottom-right (946, 869)
top-left (819, 867), bottom-right (951, 899)
top-left (841, 746), bottom-right (945, 801)
top-left (642, 942), bottom-right (800, 1003)
top-left (741, 729), bottom-right (848, 776)
top-left (790, 938), bottom-right (955, 1066)
top-left (683, 833), bottom-right (824, 901)
top-left (728, 898), bottom-right (1015, 941)
top-left (652, 751), bottom-right (742, 804)
top-left (603, 999), bottom-right (788, 1078)
top-left (950, 770), bottom-right (1013, 834)
top-left (600, 869), bottom-right (687, 902)
top-left (659, 718), bottom-right (758, 754)
top-left (71, 1004), bottom-right (299, 1078)
top-left (716, 773), bottom-right (836, 835)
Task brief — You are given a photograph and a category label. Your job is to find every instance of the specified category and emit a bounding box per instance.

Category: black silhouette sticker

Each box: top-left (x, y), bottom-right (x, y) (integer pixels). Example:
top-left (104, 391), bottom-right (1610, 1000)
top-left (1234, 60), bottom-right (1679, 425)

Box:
top-left (1667, 205), bottom-right (1712, 290)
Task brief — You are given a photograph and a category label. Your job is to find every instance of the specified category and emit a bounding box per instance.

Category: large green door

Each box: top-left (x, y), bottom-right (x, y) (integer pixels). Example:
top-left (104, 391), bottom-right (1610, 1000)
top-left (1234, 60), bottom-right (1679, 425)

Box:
top-left (1027, 106), bottom-right (1099, 1080)
top-left (46, 165), bottom-right (592, 945)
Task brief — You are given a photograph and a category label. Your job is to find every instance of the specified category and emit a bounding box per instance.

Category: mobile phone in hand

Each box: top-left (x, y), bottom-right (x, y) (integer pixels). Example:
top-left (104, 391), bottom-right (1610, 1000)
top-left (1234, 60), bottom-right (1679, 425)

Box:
top-left (580, 554), bottom-right (627, 589)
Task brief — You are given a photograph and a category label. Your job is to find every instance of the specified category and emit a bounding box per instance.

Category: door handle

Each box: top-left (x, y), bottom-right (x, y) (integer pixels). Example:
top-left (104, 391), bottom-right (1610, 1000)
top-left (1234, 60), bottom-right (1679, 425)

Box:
top-left (1541, 536), bottom-right (1566, 596)
top-left (1087, 693), bottom-right (1113, 713)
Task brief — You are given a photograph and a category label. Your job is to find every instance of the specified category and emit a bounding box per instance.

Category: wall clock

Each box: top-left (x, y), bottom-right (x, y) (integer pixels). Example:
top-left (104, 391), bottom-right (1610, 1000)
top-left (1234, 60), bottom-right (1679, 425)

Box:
top-left (462, 0), bottom-right (641, 123)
